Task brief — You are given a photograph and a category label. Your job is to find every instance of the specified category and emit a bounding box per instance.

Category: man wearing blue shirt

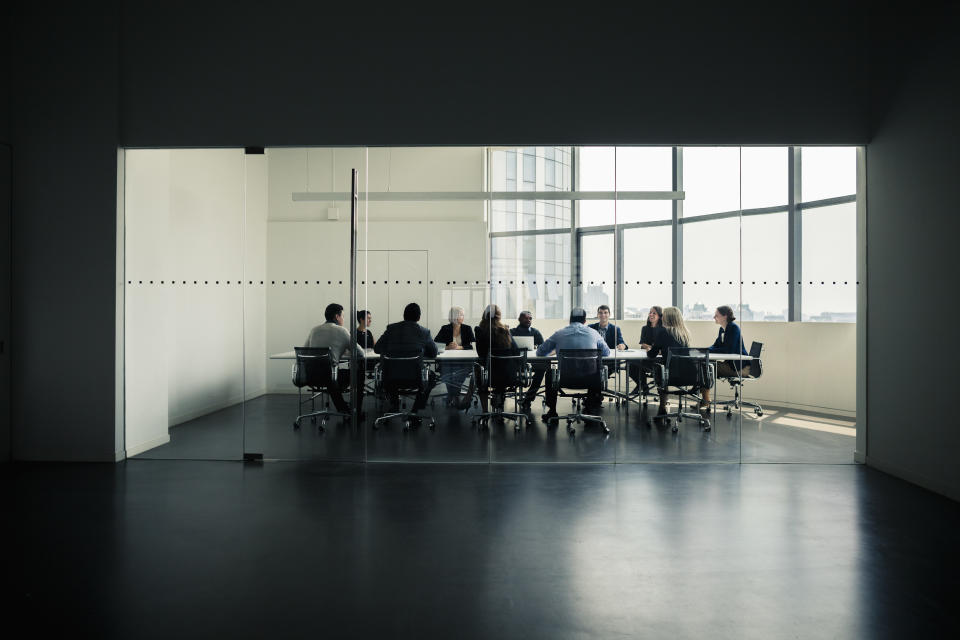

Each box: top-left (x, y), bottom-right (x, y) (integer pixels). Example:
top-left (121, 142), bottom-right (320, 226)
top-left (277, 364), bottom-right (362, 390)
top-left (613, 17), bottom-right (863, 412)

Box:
top-left (588, 305), bottom-right (627, 351)
top-left (537, 308), bottom-right (611, 421)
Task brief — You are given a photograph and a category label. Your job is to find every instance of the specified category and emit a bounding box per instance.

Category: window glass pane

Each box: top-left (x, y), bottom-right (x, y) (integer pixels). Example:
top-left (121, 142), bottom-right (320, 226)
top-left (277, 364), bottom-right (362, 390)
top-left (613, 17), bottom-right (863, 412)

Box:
top-left (491, 147), bottom-right (571, 232)
top-left (615, 147), bottom-right (673, 190)
top-left (623, 225), bottom-right (672, 319)
top-left (579, 146), bottom-right (615, 190)
top-left (741, 147), bottom-right (788, 210)
top-left (614, 200), bottom-right (673, 224)
top-left (682, 147), bottom-right (741, 216)
top-left (682, 217), bottom-right (739, 318)
top-left (802, 202), bottom-right (856, 321)
top-left (742, 212), bottom-right (788, 320)
top-left (491, 233), bottom-right (570, 320)
top-left (578, 233), bottom-right (615, 313)
top-left (801, 147), bottom-right (856, 202)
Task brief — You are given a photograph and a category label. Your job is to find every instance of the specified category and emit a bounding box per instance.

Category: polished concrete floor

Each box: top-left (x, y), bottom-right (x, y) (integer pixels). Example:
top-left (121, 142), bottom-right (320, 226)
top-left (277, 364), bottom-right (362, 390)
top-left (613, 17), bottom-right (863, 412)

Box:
top-left (8, 460), bottom-right (959, 638)
top-left (135, 391), bottom-right (856, 464)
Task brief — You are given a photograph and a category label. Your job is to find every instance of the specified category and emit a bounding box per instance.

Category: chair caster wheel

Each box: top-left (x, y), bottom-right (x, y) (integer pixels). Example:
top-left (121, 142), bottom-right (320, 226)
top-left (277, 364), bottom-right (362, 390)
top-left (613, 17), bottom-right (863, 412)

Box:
top-left (429, 420), bottom-right (436, 430)
top-left (603, 425), bottom-right (610, 434)
top-left (755, 408), bottom-right (763, 416)
top-left (293, 421), bottom-right (300, 429)
top-left (726, 410), bottom-right (732, 418)
top-left (671, 425), bottom-right (679, 433)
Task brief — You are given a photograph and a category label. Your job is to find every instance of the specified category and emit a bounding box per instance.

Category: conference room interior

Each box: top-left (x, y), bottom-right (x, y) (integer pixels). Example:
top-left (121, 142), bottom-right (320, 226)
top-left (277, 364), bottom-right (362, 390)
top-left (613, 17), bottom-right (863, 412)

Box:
top-left (123, 145), bottom-right (861, 464)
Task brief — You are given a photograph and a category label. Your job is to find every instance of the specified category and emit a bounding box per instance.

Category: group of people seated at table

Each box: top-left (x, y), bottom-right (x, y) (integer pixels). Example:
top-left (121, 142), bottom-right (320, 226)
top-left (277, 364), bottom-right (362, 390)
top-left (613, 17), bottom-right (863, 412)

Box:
top-left (303, 299), bottom-right (749, 423)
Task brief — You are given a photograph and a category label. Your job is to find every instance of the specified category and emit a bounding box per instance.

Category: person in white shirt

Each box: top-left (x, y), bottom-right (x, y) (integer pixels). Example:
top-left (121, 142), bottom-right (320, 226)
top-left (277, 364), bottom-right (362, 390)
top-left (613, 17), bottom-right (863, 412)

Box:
top-left (304, 303), bottom-right (365, 412)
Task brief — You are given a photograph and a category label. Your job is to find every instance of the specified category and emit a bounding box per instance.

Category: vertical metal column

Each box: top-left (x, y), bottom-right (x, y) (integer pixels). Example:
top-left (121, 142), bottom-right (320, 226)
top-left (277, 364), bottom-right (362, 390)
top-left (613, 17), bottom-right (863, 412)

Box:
top-left (349, 169), bottom-right (359, 425)
top-left (855, 146), bottom-right (867, 462)
top-left (570, 148), bottom-right (580, 308)
top-left (672, 147), bottom-right (683, 310)
top-left (788, 147), bottom-right (802, 322)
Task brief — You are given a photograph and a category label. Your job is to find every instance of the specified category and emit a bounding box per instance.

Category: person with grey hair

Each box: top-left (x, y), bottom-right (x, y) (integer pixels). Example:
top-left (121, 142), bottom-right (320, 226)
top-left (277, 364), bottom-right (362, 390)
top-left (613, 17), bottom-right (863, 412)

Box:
top-left (536, 307), bottom-right (610, 421)
top-left (434, 305), bottom-right (476, 406)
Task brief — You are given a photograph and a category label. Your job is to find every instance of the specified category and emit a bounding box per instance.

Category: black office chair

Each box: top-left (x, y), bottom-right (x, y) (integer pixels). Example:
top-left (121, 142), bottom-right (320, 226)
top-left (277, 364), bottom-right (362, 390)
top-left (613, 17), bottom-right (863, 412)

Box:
top-left (550, 348), bottom-right (610, 435)
top-left (373, 351), bottom-right (436, 430)
top-left (648, 347), bottom-right (713, 433)
top-left (292, 347), bottom-right (350, 431)
top-left (471, 348), bottom-right (532, 430)
top-left (720, 341), bottom-right (764, 418)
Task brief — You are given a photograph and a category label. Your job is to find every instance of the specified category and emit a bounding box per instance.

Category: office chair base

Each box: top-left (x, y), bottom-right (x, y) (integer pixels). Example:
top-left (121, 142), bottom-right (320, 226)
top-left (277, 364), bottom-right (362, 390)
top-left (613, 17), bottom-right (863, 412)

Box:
top-left (473, 410), bottom-right (527, 430)
top-left (720, 385), bottom-right (763, 417)
top-left (294, 409), bottom-right (350, 431)
top-left (557, 412), bottom-right (609, 435)
top-left (647, 408), bottom-right (710, 432)
top-left (374, 412), bottom-right (436, 431)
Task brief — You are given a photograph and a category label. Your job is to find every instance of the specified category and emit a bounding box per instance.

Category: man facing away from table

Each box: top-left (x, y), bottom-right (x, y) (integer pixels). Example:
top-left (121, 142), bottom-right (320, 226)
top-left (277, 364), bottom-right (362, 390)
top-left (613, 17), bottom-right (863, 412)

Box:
top-left (536, 307), bottom-right (611, 421)
top-left (375, 302), bottom-right (439, 416)
top-left (304, 302), bottom-right (365, 413)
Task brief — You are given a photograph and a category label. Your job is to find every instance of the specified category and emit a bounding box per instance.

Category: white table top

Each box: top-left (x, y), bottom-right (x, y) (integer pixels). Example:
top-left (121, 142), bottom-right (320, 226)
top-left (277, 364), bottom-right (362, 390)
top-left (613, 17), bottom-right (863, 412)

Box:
top-left (269, 349), bottom-right (752, 362)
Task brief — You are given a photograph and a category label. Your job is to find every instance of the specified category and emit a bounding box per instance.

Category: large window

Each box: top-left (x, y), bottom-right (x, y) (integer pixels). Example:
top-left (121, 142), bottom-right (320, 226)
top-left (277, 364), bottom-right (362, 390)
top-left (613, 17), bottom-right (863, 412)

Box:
top-left (491, 146), bottom-right (858, 321)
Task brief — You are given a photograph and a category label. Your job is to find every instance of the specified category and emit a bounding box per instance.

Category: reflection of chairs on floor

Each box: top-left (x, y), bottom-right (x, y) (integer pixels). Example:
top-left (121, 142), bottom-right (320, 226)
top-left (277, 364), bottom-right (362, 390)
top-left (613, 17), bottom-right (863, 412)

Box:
top-left (471, 349), bottom-right (531, 430)
top-left (720, 341), bottom-right (764, 418)
top-left (373, 351), bottom-right (436, 430)
top-left (551, 349), bottom-right (610, 436)
top-left (648, 347), bottom-right (712, 433)
top-left (292, 347), bottom-right (349, 431)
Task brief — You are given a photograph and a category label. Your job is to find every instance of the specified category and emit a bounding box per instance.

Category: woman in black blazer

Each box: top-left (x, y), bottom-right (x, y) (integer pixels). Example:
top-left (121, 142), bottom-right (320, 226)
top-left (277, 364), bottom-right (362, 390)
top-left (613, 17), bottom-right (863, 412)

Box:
top-left (647, 306), bottom-right (691, 415)
top-left (434, 306), bottom-right (475, 406)
top-left (434, 306), bottom-right (475, 350)
top-left (629, 305), bottom-right (664, 393)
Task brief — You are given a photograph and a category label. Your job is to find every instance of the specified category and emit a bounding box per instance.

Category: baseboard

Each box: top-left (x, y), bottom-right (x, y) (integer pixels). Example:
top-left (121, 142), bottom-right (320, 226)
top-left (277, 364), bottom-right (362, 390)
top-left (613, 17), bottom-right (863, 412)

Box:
top-left (168, 388), bottom-right (267, 427)
top-left (126, 434), bottom-right (171, 458)
top-left (865, 455), bottom-right (960, 503)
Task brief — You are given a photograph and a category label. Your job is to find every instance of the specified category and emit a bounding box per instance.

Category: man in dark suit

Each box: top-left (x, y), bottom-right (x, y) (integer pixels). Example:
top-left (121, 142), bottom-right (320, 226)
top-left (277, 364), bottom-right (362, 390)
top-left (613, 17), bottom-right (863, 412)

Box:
top-left (510, 310), bottom-right (546, 410)
top-left (374, 302), bottom-right (439, 414)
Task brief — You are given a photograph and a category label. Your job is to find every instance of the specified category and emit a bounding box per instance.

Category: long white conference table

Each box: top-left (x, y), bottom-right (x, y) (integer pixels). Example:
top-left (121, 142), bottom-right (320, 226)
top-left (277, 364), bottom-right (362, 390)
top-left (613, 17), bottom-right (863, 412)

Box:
top-left (270, 349), bottom-right (753, 411)
top-left (269, 349), bottom-right (751, 363)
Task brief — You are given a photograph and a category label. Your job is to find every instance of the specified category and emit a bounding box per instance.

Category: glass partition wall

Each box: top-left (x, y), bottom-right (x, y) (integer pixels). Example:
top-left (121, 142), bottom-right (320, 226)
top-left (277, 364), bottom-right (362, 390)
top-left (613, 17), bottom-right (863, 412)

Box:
top-left (123, 146), bottom-right (860, 464)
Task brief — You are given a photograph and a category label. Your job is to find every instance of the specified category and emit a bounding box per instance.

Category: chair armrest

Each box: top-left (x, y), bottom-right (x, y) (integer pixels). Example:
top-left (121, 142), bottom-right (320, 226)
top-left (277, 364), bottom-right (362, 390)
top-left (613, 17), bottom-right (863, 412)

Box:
top-left (653, 362), bottom-right (667, 389)
top-left (521, 363), bottom-right (533, 387)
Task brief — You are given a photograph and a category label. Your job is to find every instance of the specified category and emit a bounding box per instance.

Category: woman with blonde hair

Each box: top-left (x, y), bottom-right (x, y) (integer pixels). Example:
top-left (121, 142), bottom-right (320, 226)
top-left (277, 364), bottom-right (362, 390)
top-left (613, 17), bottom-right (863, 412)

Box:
top-left (646, 306), bottom-right (691, 415)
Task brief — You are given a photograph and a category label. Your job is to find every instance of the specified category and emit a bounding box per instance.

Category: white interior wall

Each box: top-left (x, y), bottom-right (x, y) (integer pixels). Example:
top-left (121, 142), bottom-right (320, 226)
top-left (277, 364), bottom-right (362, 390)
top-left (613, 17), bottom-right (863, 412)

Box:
top-left (124, 149), bottom-right (268, 456)
top-left (263, 147), bottom-right (486, 392)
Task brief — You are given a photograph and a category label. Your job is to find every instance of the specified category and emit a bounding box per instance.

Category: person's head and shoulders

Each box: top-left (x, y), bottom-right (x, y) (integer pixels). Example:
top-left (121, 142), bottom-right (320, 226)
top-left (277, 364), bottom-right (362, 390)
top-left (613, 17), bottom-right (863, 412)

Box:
top-left (377, 302), bottom-right (436, 356)
top-left (356, 309), bottom-right (376, 348)
top-left (476, 304), bottom-right (517, 356)
top-left (435, 305), bottom-right (474, 350)
top-left (305, 303), bottom-right (348, 343)
top-left (510, 310), bottom-right (544, 344)
top-left (710, 305), bottom-right (747, 354)
top-left (640, 305), bottom-right (664, 349)
top-left (537, 307), bottom-right (610, 356)
top-left (656, 306), bottom-right (691, 352)
top-left (304, 303), bottom-right (363, 358)
top-left (588, 304), bottom-right (625, 350)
